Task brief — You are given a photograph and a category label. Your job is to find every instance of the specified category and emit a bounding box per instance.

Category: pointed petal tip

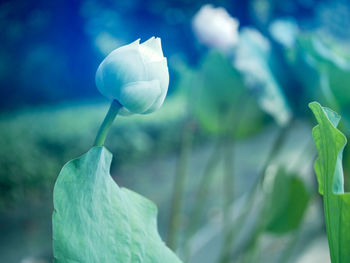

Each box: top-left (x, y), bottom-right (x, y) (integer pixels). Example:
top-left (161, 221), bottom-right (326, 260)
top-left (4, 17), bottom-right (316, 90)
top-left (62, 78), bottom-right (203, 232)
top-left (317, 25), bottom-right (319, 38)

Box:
top-left (140, 36), bottom-right (164, 58)
top-left (142, 36), bottom-right (155, 45)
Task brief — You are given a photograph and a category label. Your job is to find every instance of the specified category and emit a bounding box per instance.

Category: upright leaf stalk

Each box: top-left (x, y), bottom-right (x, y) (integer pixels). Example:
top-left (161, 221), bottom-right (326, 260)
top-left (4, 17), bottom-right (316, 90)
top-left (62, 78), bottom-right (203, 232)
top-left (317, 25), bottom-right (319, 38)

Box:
top-left (167, 121), bottom-right (195, 250)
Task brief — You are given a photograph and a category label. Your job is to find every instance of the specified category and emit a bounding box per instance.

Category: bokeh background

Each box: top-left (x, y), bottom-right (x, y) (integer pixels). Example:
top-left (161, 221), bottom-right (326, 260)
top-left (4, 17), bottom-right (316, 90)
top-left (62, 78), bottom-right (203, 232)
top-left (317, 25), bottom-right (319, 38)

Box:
top-left (1, 0), bottom-right (350, 262)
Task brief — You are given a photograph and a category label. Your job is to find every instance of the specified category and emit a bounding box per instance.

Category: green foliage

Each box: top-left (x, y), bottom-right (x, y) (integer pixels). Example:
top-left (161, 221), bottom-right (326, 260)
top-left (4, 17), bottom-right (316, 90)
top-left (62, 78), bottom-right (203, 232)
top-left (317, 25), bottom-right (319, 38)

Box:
top-left (234, 28), bottom-right (292, 126)
top-left (280, 33), bottom-right (350, 128)
top-left (53, 146), bottom-right (182, 262)
top-left (309, 101), bottom-right (350, 263)
top-left (0, 97), bottom-right (187, 209)
top-left (298, 35), bottom-right (350, 104)
top-left (188, 51), bottom-right (265, 137)
top-left (263, 169), bottom-right (309, 233)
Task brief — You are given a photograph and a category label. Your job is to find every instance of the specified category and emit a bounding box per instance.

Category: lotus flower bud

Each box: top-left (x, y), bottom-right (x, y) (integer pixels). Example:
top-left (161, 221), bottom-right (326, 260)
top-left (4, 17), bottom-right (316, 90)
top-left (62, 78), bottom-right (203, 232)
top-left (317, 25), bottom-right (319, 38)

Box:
top-left (95, 37), bottom-right (169, 115)
top-left (192, 4), bottom-right (239, 52)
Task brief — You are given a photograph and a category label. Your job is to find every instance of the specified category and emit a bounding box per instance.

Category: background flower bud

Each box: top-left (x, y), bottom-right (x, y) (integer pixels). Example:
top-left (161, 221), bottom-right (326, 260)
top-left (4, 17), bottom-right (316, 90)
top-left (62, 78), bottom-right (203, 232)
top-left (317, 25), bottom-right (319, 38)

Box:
top-left (192, 4), bottom-right (239, 52)
top-left (95, 37), bottom-right (169, 115)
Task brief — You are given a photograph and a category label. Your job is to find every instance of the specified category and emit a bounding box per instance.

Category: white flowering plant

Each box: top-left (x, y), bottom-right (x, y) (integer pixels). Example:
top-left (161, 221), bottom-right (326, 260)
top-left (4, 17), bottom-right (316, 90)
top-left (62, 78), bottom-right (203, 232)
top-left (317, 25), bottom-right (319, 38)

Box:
top-left (52, 37), bottom-right (182, 263)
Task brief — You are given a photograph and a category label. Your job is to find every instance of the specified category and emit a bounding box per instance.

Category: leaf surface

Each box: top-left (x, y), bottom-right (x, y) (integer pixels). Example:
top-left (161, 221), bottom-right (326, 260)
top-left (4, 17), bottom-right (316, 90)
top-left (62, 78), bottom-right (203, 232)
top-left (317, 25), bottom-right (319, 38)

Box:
top-left (309, 101), bottom-right (350, 263)
top-left (264, 169), bottom-right (309, 233)
top-left (53, 146), bottom-right (182, 263)
top-left (188, 51), bottom-right (264, 137)
top-left (234, 28), bottom-right (292, 126)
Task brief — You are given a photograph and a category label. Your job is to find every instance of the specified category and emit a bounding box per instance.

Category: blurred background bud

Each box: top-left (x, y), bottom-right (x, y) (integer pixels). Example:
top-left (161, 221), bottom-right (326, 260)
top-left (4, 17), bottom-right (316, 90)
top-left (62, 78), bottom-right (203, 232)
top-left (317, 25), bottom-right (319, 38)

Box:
top-left (192, 4), bottom-right (239, 52)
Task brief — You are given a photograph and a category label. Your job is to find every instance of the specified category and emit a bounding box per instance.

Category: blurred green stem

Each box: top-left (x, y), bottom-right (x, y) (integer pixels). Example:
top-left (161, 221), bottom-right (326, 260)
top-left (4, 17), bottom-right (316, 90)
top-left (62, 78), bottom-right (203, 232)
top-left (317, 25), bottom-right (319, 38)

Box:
top-left (218, 138), bottom-right (235, 263)
top-left (94, 100), bottom-right (122, 146)
top-left (239, 122), bottom-right (293, 261)
top-left (227, 118), bottom-right (296, 261)
top-left (245, 117), bottom-right (294, 197)
top-left (167, 120), bottom-right (195, 250)
top-left (183, 141), bottom-right (222, 260)
top-left (279, 228), bottom-right (301, 263)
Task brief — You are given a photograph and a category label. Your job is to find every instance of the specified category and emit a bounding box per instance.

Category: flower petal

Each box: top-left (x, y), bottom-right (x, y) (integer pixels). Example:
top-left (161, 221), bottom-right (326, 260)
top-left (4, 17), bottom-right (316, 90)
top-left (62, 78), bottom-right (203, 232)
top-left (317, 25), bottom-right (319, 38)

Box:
top-left (142, 58), bottom-right (169, 113)
top-left (110, 38), bottom-right (140, 56)
top-left (96, 44), bottom-right (147, 99)
top-left (139, 37), bottom-right (164, 62)
top-left (118, 80), bottom-right (161, 114)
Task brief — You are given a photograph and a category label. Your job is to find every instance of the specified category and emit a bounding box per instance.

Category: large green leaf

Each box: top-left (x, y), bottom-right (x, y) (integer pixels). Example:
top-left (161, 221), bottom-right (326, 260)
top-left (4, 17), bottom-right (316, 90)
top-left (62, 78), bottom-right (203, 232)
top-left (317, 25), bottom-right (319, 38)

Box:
top-left (53, 146), bottom-right (182, 263)
top-left (263, 169), bottom-right (309, 233)
top-left (188, 51), bottom-right (264, 137)
top-left (309, 101), bottom-right (350, 263)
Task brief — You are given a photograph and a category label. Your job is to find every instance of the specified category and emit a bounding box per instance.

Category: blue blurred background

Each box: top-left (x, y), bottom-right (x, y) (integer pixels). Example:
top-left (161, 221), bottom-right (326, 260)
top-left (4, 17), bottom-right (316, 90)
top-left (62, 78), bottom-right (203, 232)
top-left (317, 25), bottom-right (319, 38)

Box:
top-left (1, 0), bottom-right (350, 262)
top-left (0, 0), bottom-right (332, 110)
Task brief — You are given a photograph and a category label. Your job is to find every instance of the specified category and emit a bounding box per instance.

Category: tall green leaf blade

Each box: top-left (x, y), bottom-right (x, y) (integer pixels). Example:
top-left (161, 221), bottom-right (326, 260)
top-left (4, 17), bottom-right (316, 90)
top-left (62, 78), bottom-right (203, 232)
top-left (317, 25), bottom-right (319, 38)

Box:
top-left (309, 101), bottom-right (350, 263)
top-left (53, 146), bottom-right (182, 263)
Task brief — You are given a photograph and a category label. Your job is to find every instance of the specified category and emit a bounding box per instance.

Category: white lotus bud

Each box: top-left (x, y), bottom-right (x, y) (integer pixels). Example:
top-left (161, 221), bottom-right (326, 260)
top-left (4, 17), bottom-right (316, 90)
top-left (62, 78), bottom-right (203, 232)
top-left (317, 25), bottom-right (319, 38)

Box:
top-left (95, 37), bottom-right (169, 114)
top-left (192, 4), bottom-right (239, 52)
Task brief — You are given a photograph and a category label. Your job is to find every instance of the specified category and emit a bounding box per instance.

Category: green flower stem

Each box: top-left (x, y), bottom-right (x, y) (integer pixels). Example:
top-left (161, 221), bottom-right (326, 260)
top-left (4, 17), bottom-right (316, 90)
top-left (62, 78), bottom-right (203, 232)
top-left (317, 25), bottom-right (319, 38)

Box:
top-left (279, 228), bottom-right (301, 263)
top-left (183, 141), bottom-right (222, 260)
top-left (242, 117), bottom-right (295, 204)
top-left (218, 138), bottom-right (235, 263)
top-left (94, 100), bottom-right (122, 146)
top-left (167, 120), bottom-right (195, 250)
top-left (224, 119), bottom-right (296, 262)
top-left (238, 123), bottom-right (292, 260)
